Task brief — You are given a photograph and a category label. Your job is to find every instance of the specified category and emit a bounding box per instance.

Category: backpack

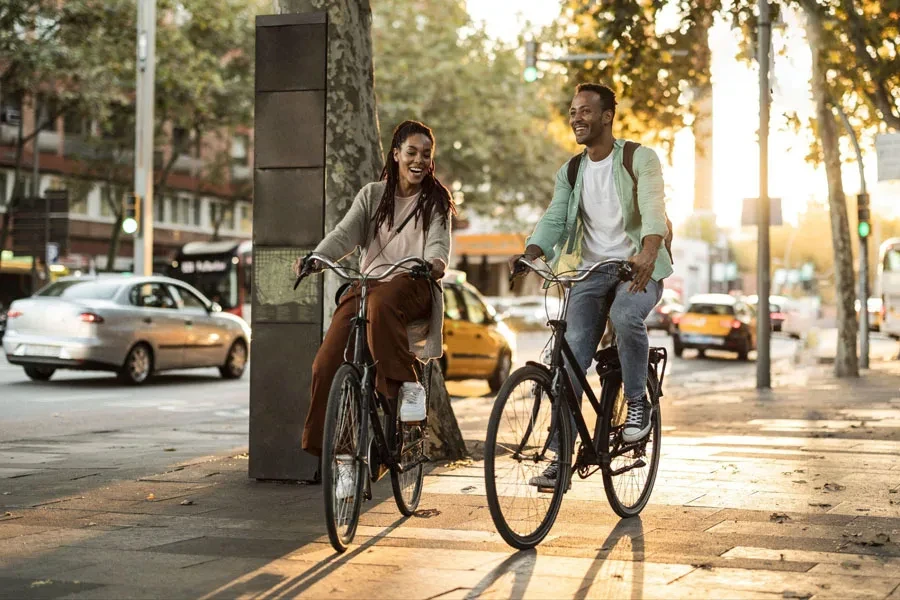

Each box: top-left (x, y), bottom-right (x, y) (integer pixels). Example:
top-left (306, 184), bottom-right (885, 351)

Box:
top-left (566, 141), bottom-right (674, 264)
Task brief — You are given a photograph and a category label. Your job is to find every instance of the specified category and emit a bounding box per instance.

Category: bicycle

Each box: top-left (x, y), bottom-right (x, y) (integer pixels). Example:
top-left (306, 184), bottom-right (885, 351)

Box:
top-left (293, 252), bottom-right (435, 552)
top-left (484, 257), bottom-right (668, 550)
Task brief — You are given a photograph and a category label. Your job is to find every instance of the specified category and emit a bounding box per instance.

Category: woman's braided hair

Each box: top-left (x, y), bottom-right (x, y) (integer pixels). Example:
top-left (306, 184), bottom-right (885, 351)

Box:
top-left (372, 120), bottom-right (456, 234)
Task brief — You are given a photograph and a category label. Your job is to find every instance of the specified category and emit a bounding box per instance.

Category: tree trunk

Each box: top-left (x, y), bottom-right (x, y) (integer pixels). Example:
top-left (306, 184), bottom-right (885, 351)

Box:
top-left (426, 363), bottom-right (468, 461)
top-left (103, 185), bottom-right (124, 272)
top-left (804, 4), bottom-right (859, 378)
top-left (0, 94), bottom-right (27, 273)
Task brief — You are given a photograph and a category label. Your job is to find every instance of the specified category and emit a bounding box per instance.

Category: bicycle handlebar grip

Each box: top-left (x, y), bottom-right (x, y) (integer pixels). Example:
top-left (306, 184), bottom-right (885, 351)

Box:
top-left (618, 263), bottom-right (635, 282)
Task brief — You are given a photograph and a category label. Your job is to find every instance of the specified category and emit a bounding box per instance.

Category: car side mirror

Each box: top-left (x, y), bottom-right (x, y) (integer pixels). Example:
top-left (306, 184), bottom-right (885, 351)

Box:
top-left (209, 302), bottom-right (222, 313)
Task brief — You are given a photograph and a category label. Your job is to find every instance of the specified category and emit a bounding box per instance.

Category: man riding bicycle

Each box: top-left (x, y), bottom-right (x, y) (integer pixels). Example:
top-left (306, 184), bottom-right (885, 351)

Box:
top-left (509, 83), bottom-right (673, 488)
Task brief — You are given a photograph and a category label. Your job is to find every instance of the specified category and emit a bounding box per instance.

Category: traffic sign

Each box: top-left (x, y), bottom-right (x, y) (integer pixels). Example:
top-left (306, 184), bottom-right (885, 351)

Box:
top-left (46, 242), bottom-right (59, 264)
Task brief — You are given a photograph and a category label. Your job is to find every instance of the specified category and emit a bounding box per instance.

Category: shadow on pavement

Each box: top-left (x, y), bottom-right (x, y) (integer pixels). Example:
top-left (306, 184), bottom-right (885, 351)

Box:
top-left (463, 549), bottom-right (536, 599)
top-left (574, 517), bottom-right (645, 600)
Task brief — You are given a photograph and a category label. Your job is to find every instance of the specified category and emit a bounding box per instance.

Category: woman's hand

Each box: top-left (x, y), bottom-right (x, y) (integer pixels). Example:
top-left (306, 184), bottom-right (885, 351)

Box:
top-left (292, 255), bottom-right (322, 277)
top-left (430, 259), bottom-right (446, 280)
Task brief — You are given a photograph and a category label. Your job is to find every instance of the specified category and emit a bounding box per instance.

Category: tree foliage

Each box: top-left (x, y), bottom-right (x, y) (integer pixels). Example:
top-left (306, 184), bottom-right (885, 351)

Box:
top-left (371, 0), bottom-right (570, 222)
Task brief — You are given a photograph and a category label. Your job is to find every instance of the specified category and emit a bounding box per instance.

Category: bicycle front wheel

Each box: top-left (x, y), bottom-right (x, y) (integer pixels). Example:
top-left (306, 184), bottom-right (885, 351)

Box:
top-left (322, 364), bottom-right (368, 552)
top-left (600, 373), bottom-right (662, 518)
top-left (484, 365), bottom-right (571, 550)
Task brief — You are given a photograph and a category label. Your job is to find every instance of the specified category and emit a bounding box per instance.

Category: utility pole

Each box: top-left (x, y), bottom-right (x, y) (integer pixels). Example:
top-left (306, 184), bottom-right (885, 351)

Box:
top-left (133, 0), bottom-right (156, 276)
top-left (757, 0), bottom-right (772, 389)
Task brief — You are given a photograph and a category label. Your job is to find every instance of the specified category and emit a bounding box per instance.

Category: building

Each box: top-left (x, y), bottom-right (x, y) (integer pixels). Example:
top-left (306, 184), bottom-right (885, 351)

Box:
top-left (0, 94), bottom-right (252, 275)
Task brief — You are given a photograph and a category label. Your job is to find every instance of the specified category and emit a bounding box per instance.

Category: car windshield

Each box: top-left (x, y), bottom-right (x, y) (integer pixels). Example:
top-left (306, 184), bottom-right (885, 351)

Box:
top-left (37, 280), bottom-right (121, 300)
top-left (687, 303), bottom-right (735, 316)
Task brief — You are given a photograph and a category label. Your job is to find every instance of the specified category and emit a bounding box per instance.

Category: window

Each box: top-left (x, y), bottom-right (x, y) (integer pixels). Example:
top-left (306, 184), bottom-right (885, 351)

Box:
top-left (179, 197), bottom-right (191, 225)
top-left (129, 282), bottom-right (176, 309)
top-left (99, 186), bottom-right (118, 218)
top-left (193, 198), bottom-right (202, 226)
top-left (885, 249), bottom-right (900, 273)
top-left (154, 194), bottom-right (164, 223)
top-left (239, 204), bottom-right (251, 233)
top-left (0, 171), bottom-right (7, 206)
top-left (212, 201), bottom-right (234, 231)
top-left (230, 134), bottom-right (249, 166)
top-left (168, 285), bottom-right (208, 313)
top-left (164, 195), bottom-right (174, 223)
top-left (444, 286), bottom-right (463, 320)
top-left (687, 303), bottom-right (735, 316)
top-left (38, 280), bottom-right (121, 299)
top-left (462, 288), bottom-right (488, 325)
top-left (69, 187), bottom-right (88, 215)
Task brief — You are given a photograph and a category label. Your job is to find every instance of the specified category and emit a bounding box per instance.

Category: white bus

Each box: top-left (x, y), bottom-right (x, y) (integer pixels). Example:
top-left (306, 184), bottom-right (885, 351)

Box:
top-left (877, 237), bottom-right (900, 339)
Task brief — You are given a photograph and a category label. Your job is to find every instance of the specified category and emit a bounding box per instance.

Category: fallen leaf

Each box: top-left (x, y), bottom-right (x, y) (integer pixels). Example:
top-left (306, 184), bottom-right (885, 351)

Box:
top-left (163, 448), bottom-right (176, 452)
top-left (792, 480), bottom-right (807, 484)
top-left (180, 499), bottom-right (194, 506)
top-left (3, 512), bottom-right (11, 517)
top-left (840, 562), bottom-right (861, 570)
top-left (691, 563), bottom-right (713, 570)
top-left (86, 522), bottom-right (97, 527)
top-left (855, 508), bottom-right (870, 512)
top-left (770, 512), bottom-right (791, 523)
top-left (30, 580), bottom-right (52, 588)
top-left (146, 493), bottom-right (155, 501)
top-left (413, 508), bottom-right (441, 518)
top-left (823, 482), bottom-right (846, 492)
top-left (782, 592), bottom-right (811, 599)
top-left (2, 492), bottom-right (9, 495)
top-left (445, 458), bottom-right (474, 471)
top-left (461, 486), bottom-right (476, 493)
top-left (232, 453), bottom-right (249, 460)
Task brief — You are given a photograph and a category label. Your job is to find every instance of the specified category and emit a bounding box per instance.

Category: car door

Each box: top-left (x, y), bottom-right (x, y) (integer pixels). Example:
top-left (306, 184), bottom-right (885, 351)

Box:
top-left (168, 284), bottom-right (225, 367)
top-left (442, 285), bottom-right (476, 377)
top-left (127, 282), bottom-right (185, 370)
top-left (459, 286), bottom-right (501, 376)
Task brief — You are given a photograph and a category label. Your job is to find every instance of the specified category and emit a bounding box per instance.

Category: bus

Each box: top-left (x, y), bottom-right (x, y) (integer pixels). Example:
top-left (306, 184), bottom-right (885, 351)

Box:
top-left (877, 237), bottom-right (900, 339)
top-left (166, 240), bottom-right (252, 322)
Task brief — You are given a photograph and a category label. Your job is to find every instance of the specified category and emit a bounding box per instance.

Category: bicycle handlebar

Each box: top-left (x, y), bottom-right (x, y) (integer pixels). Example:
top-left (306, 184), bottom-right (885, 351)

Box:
top-left (293, 252), bottom-right (431, 290)
top-left (509, 257), bottom-right (634, 291)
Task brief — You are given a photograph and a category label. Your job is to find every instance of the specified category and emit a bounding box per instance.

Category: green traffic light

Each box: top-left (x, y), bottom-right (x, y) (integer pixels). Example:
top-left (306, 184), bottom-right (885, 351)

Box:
top-left (122, 217), bottom-right (138, 235)
top-left (524, 66), bottom-right (538, 82)
top-left (858, 221), bottom-right (871, 238)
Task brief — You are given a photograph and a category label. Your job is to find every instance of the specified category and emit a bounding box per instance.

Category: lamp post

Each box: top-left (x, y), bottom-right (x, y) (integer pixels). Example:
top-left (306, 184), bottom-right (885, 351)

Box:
top-left (133, 0), bottom-right (156, 275)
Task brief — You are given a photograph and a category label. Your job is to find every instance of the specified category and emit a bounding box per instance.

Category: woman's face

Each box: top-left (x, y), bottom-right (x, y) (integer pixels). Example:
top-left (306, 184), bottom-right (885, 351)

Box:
top-left (393, 133), bottom-right (433, 191)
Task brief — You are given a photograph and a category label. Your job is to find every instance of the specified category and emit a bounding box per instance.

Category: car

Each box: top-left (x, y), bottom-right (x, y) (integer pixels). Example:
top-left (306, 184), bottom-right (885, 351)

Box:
top-left (0, 303), bottom-right (7, 341)
top-left (2, 275), bottom-right (251, 384)
top-left (781, 297), bottom-right (817, 339)
top-left (494, 295), bottom-right (563, 332)
top-left (645, 288), bottom-right (684, 333)
top-left (855, 297), bottom-right (882, 332)
top-left (441, 271), bottom-right (516, 393)
top-left (747, 294), bottom-right (788, 332)
top-left (672, 293), bottom-right (756, 360)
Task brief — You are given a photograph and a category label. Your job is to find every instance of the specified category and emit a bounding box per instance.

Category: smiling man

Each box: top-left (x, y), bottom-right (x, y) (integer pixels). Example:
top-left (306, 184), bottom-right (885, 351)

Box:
top-left (509, 83), bottom-right (673, 489)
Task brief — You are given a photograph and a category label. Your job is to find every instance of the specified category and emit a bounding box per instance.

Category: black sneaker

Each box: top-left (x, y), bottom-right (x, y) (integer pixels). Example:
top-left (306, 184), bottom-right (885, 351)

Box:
top-left (622, 396), bottom-right (652, 443)
top-left (528, 462), bottom-right (571, 491)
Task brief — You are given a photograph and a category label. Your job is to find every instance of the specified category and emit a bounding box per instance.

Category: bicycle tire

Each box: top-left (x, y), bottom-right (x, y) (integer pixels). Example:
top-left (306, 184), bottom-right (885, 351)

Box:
top-left (390, 361), bottom-right (430, 516)
top-left (322, 364), bottom-right (368, 552)
top-left (599, 371), bottom-right (662, 518)
top-left (484, 365), bottom-right (571, 550)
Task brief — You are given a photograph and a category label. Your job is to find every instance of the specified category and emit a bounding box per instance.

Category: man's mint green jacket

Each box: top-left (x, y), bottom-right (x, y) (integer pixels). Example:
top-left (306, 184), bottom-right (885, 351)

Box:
top-left (526, 139), bottom-right (673, 282)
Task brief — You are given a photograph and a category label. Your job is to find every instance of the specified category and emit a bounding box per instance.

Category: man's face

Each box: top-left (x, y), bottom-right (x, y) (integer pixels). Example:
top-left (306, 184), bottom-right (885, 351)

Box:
top-left (569, 91), bottom-right (610, 145)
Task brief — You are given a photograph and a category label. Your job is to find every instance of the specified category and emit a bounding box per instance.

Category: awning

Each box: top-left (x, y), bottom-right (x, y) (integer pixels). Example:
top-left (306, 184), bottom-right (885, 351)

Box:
top-left (452, 232), bottom-right (528, 258)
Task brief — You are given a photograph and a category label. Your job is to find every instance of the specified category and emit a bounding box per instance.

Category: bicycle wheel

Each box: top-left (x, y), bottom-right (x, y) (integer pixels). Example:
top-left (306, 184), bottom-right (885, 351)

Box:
top-left (322, 364), bottom-right (368, 553)
top-left (600, 372), bottom-right (662, 518)
top-left (389, 362), bottom-right (431, 516)
top-left (485, 365), bottom-right (571, 550)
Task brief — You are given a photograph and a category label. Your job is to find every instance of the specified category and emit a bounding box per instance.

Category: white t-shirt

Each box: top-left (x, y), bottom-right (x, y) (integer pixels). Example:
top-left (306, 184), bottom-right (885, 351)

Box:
top-left (360, 191), bottom-right (424, 280)
top-left (579, 152), bottom-right (635, 267)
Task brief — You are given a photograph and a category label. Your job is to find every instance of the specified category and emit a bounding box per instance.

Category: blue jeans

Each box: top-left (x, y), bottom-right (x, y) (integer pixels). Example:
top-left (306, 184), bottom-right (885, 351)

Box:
top-left (549, 271), bottom-right (663, 452)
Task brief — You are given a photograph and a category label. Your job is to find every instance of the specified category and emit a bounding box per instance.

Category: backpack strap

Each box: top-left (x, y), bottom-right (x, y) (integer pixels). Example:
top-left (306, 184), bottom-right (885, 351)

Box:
top-left (622, 140), bottom-right (674, 264)
top-left (566, 153), bottom-right (583, 188)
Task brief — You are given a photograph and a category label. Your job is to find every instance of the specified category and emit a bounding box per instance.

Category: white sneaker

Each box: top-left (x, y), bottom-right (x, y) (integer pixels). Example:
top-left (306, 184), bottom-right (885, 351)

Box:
top-left (334, 462), bottom-right (355, 499)
top-left (399, 381), bottom-right (427, 422)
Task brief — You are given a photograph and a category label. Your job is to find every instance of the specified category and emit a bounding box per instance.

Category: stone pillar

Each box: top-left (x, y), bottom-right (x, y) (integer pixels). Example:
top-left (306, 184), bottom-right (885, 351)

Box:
top-left (249, 13), bottom-right (326, 481)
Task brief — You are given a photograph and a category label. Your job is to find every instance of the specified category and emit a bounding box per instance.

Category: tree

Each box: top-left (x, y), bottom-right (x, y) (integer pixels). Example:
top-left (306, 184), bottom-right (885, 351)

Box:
top-left (0, 0), bottom-right (133, 271)
top-left (274, 0), bottom-right (468, 460)
top-left (372, 0), bottom-right (570, 221)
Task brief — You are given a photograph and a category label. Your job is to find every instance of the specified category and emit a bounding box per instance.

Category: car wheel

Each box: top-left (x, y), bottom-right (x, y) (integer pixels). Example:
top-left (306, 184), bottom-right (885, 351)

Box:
top-left (697, 349), bottom-right (706, 358)
top-left (119, 343), bottom-right (153, 385)
top-left (488, 349), bottom-right (512, 394)
top-left (24, 366), bottom-right (55, 381)
top-left (673, 337), bottom-right (684, 358)
top-left (737, 337), bottom-right (750, 361)
top-left (220, 339), bottom-right (248, 380)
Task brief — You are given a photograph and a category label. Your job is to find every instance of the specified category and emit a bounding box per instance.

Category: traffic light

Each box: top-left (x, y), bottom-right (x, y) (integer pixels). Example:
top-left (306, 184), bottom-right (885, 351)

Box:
top-left (123, 193), bottom-right (139, 235)
top-left (524, 40), bottom-right (538, 82)
top-left (857, 193), bottom-right (870, 239)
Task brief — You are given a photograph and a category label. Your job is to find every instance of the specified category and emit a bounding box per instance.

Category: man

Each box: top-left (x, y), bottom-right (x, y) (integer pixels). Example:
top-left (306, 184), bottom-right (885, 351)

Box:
top-left (510, 83), bottom-right (672, 487)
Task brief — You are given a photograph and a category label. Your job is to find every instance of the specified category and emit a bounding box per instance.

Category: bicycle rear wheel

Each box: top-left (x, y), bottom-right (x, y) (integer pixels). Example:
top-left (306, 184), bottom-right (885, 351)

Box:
top-left (322, 364), bottom-right (368, 552)
top-left (600, 372), bottom-right (661, 518)
top-left (390, 361), bottom-right (430, 515)
top-left (484, 365), bottom-right (571, 549)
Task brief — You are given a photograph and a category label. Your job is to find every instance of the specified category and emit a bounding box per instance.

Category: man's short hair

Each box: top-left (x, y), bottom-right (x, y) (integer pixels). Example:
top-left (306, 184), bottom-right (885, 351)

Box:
top-left (575, 83), bottom-right (617, 117)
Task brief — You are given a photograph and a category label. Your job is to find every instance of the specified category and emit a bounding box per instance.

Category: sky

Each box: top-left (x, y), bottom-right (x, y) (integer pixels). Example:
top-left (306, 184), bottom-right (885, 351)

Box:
top-left (465, 0), bottom-right (900, 232)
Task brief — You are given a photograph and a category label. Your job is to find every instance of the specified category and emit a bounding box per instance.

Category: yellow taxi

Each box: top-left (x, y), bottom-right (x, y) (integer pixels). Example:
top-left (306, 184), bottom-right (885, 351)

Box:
top-left (672, 294), bottom-right (756, 361)
top-left (441, 271), bottom-right (516, 392)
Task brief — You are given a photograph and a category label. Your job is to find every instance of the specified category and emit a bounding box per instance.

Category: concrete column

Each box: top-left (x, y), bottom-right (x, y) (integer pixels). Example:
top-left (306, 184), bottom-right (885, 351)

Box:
top-left (249, 13), bottom-right (327, 481)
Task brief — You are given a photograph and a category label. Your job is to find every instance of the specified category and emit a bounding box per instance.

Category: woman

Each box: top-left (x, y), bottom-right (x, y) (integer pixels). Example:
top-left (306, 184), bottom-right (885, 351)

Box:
top-left (294, 120), bottom-right (455, 458)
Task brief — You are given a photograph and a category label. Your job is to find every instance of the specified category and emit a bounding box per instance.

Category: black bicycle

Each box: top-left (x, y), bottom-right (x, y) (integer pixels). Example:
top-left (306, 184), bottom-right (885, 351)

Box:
top-left (484, 257), bottom-right (667, 550)
top-left (294, 252), bottom-right (434, 552)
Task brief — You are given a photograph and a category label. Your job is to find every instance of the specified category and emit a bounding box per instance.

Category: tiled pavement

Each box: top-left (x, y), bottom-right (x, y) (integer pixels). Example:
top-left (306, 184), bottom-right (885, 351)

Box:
top-left (2, 361), bottom-right (900, 599)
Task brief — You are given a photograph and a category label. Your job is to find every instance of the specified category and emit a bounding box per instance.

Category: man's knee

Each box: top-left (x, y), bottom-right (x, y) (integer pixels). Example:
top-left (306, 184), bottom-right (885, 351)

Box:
top-left (611, 302), bottom-right (647, 332)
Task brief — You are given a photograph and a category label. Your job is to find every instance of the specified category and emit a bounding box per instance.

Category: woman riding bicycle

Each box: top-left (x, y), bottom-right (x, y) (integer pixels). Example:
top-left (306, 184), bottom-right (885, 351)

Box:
top-left (293, 120), bottom-right (455, 458)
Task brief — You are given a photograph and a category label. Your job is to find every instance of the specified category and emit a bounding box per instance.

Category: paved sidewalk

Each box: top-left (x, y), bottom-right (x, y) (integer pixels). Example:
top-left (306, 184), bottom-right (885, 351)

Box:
top-left (2, 362), bottom-right (900, 598)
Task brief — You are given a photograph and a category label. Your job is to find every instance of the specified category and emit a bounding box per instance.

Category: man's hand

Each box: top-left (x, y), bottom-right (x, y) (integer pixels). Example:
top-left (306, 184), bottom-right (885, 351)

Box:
top-left (627, 236), bottom-right (661, 293)
top-left (508, 244), bottom-right (544, 274)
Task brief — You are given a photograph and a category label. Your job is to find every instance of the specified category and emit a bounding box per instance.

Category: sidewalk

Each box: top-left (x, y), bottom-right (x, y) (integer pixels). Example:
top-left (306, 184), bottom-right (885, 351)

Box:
top-left (2, 362), bottom-right (900, 598)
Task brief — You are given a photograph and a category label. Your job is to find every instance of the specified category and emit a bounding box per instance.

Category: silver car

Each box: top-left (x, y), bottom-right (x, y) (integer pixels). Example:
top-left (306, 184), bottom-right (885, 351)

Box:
top-left (2, 275), bottom-right (250, 384)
